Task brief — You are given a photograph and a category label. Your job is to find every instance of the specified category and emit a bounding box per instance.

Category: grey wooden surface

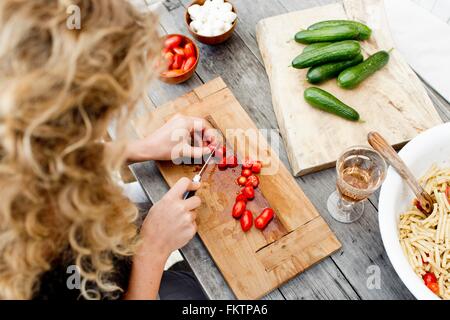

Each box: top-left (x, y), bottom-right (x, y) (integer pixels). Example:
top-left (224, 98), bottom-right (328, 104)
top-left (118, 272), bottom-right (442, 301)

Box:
top-left (130, 0), bottom-right (450, 300)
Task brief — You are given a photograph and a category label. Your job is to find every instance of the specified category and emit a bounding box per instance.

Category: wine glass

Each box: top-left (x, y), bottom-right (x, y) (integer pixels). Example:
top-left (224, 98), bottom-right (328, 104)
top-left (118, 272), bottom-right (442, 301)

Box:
top-left (327, 146), bottom-right (387, 223)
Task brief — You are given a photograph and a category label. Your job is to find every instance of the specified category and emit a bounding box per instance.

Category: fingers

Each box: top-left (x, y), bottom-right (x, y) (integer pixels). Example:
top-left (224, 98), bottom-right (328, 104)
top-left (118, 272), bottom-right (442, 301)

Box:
top-left (184, 195), bottom-right (201, 211)
top-left (170, 177), bottom-right (201, 198)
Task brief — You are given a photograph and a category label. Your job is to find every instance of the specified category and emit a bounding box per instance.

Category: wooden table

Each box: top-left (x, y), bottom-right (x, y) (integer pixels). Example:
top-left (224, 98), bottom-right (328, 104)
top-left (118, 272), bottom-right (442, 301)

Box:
top-left (130, 0), bottom-right (450, 300)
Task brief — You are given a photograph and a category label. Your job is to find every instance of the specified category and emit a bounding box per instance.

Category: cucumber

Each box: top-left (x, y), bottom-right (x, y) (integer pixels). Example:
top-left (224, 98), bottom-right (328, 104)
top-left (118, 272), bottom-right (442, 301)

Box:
top-left (308, 20), bottom-right (372, 40)
top-left (337, 50), bottom-right (390, 89)
top-left (307, 53), bottom-right (363, 84)
top-left (295, 25), bottom-right (359, 44)
top-left (304, 87), bottom-right (360, 121)
top-left (292, 40), bottom-right (361, 69)
top-left (302, 42), bottom-right (332, 53)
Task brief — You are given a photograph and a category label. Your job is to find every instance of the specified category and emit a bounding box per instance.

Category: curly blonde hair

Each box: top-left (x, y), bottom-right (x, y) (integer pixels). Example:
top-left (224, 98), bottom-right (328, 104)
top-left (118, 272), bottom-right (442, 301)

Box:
top-left (0, 0), bottom-right (161, 299)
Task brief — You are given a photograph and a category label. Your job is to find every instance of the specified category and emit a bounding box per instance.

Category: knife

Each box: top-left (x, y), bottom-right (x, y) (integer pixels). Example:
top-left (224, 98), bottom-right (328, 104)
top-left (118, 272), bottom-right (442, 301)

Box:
top-left (183, 146), bottom-right (217, 200)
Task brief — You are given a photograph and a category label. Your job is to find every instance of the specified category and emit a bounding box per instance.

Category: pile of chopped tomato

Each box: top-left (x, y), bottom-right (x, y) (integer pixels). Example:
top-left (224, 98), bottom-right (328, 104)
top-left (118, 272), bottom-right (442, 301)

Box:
top-left (215, 146), bottom-right (274, 232)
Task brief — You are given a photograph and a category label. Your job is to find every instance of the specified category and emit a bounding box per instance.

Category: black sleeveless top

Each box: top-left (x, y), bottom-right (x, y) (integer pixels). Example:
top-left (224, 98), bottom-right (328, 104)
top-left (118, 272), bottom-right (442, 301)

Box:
top-left (34, 253), bottom-right (132, 300)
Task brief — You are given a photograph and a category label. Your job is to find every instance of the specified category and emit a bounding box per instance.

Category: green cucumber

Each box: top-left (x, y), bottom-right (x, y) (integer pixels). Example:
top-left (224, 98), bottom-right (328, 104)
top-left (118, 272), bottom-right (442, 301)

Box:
top-left (308, 20), bottom-right (372, 40)
top-left (304, 87), bottom-right (360, 121)
top-left (295, 25), bottom-right (359, 44)
top-left (337, 50), bottom-right (390, 89)
top-left (292, 40), bottom-right (361, 69)
top-left (307, 53), bottom-right (364, 84)
top-left (302, 42), bottom-right (332, 53)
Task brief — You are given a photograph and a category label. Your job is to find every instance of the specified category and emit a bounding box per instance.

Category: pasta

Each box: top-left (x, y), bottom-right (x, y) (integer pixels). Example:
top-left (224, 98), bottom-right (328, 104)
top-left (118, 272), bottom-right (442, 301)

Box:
top-left (399, 164), bottom-right (450, 300)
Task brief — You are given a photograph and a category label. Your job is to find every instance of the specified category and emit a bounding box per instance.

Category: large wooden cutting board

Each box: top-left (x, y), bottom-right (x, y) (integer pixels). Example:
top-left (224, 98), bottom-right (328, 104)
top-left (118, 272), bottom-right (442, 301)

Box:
top-left (256, 0), bottom-right (442, 176)
top-left (132, 78), bottom-right (341, 299)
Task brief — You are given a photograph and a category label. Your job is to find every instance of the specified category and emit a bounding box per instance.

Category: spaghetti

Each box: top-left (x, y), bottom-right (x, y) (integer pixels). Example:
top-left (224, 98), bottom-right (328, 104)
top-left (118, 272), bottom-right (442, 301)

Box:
top-left (399, 164), bottom-right (450, 300)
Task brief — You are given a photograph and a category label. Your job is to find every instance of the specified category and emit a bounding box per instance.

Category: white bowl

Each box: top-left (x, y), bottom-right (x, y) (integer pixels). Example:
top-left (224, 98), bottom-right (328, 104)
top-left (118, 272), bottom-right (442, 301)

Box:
top-left (378, 122), bottom-right (450, 300)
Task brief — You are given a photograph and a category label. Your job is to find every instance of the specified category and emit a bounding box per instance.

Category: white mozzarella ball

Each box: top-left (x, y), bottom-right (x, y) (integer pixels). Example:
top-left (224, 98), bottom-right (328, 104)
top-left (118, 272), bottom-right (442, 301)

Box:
top-left (190, 20), bottom-right (203, 32)
top-left (220, 2), bottom-right (233, 12)
top-left (221, 11), bottom-right (237, 23)
top-left (198, 27), bottom-right (213, 37)
top-left (223, 23), bottom-right (232, 32)
top-left (188, 4), bottom-right (201, 18)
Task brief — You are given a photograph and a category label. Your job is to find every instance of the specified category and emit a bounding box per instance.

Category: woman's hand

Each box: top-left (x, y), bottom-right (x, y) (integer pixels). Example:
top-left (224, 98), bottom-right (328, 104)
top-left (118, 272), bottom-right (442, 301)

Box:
top-left (126, 114), bottom-right (219, 163)
top-left (125, 177), bottom-right (202, 300)
top-left (140, 177), bottom-right (202, 255)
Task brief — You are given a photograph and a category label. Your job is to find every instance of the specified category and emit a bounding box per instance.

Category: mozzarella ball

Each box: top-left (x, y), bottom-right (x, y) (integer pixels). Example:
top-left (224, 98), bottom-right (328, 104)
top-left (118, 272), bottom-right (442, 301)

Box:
top-left (190, 20), bottom-right (203, 32)
top-left (223, 23), bottom-right (232, 32)
top-left (221, 11), bottom-right (237, 23)
top-left (220, 2), bottom-right (233, 12)
top-left (188, 4), bottom-right (201, 18)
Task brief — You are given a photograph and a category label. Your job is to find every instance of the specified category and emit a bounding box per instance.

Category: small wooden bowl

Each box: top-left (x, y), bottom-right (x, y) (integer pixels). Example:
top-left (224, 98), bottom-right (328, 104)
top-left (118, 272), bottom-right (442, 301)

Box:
top-left (159, 34), bottom-right (200, 85)
top-left (185, 0), bottom-right (237, 45)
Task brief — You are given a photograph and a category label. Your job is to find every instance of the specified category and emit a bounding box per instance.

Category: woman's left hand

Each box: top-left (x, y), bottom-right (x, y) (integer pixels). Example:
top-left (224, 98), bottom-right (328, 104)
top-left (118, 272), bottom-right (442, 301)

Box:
top-left (125, 114), bottom-right (220, 163)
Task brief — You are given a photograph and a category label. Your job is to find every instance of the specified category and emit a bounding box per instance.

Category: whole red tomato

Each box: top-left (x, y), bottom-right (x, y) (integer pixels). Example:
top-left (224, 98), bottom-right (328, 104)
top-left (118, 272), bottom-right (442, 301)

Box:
top-left (240, 210), bottom-right (253, 232)
top-left (232, 200), bottom-right (246, 219)
top-left (242, 186), bottom-right (255, 200)
top-left (255, 207), bottom-right (274, 230)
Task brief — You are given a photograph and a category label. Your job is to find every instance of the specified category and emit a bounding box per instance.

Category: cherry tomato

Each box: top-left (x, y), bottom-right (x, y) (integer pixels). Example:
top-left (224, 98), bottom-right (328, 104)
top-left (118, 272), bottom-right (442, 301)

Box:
top-left (236, 176), bottom-right (247, 186)
top-left (255, 207), bottom-right (274, 230)
top-left (446, 186), bottom-right (450, 201)
top-left (173, 47), bottom-right (185, 57)
top-left (161, 69), bottom-right (184, 77)
top-left (184, 42), bottom-right (195, 58)
top-left (242, 158), bottom-right (254, 170)
top-left (172, 54), bottom-right (184, 70)
top-left (183, 57), bottom-right (197, 72)
top-left (251, 161), bottom-right (262, 174)
top-left (232, 200), bottom-right (246, 219)
top-left (164, 35), bottom-right (182, 49)
top-left (241, 168), bottom-right (252, 178)
top-left (227, 155), bottom-right (238, 168)
top-left (164, 52), bottom-right (174, 69)
top-left (427, 282), bottom-right (439, 295)
top-left (240, 210), bottom-right (253, 232)
top-left (423, 272), bottom-right (437, 286)
top-left (236, 193), bottom-right (248, 203)
top-left (218, 157), bottom-right (228, 170)
top-left (246, 175), bottom-right (259, 188)
top-left (242, 185), bottom-right (255, 200)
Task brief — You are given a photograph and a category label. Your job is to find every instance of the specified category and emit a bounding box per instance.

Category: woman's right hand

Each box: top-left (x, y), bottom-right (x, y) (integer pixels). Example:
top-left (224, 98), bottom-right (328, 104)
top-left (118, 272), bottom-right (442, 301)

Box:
top-left (140, 177), bottom-right (202, 258)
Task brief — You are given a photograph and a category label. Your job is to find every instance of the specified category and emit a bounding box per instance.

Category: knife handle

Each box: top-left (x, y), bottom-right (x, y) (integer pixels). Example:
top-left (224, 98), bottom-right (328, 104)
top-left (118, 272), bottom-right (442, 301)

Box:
top-left (182, 174), bottom-right (201, 200)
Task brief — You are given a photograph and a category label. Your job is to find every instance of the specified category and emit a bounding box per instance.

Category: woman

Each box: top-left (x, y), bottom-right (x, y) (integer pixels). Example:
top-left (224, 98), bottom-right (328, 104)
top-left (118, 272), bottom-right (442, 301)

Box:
top-left (0, 0), bottom-right (216, 300)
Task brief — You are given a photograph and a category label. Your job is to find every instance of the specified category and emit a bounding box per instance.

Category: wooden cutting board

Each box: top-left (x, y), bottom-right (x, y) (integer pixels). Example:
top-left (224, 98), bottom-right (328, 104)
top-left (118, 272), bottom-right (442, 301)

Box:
top-left (132, 78), bottom-right (341, 299)
top-left (256, 0), bottom-right (442, 176)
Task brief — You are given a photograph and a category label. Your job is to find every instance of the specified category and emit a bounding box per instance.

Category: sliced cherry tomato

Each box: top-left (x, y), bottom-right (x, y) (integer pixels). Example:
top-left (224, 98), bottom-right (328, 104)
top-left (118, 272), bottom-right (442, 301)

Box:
top-left (246, 175), bottom-right (259, 188)
top-left (164, 35), bottom-right (182, 49)
top-left (236, 193), bottom-right (248, 203)
top-left (227, 155), bottom-right (238, 168)
top-left (255, 207), bottom-right (274, 230)
top-left (232, 200), bottom-right (246, 219)
top-left (173, 47), bottom-right (185, 57)
top-left (183, 56), bottom-right (197, 72)
top-left (240, 210), bottom-right (253, 232)
top-left (184, 42), bottom-right (195, 58)
top-left (241, 185), bottom-right (255, 200)
top-left (236, 176), bottom-right (247, 186)
top-left (242, 158), bottom-right (254, 170)
top-left (427, 282), bottom-right (439, 295)
top-left (161, 69), bottom-right (184, 77)
top-left (251, 161), bottom-right (262, 174)
top-left (423, 272), bottom-right (437, 286)
top-left (218, 157), bottom-right (228, 170)
top-left (241, 168), bottom-right (252, 178)
top-left (164, 51), bottom-right (174, 69)
top-left (446, 186), bottom-right (450, 202)
top-left (172, 54), bottom-right (184, 70)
